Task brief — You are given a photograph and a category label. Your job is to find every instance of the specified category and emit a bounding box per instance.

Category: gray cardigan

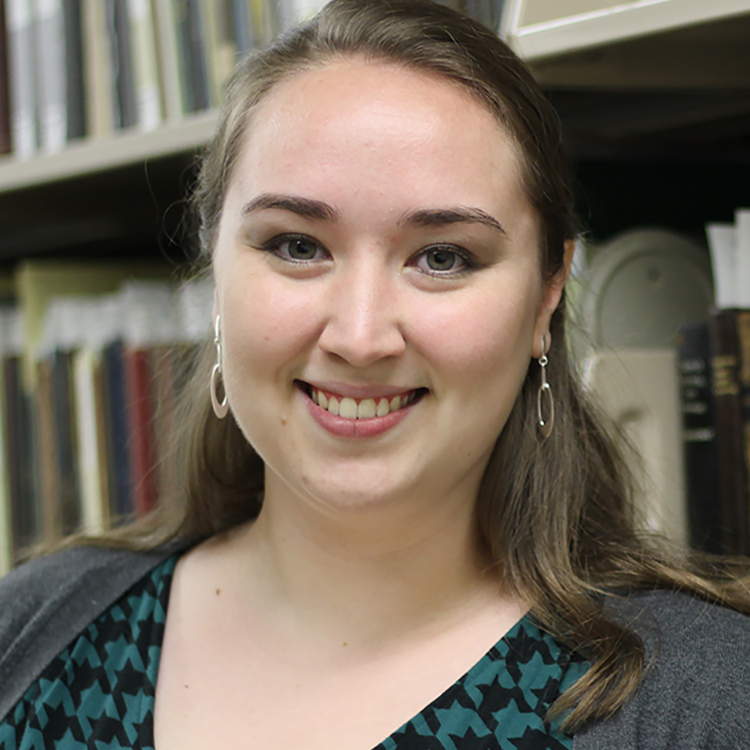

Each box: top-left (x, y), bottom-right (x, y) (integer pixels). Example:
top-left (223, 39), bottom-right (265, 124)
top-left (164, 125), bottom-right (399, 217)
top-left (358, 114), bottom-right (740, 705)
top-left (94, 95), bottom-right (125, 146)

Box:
top-left (2, 544), bottom-right (750, 748)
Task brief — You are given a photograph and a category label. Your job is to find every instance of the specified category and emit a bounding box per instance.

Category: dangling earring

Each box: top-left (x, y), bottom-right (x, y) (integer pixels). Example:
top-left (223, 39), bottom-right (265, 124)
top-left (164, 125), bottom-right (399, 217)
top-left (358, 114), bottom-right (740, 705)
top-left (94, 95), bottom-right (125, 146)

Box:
top-left (537, 334), bottom-right (554, 439)
top-left (210, 315), bottom-right (229, 419)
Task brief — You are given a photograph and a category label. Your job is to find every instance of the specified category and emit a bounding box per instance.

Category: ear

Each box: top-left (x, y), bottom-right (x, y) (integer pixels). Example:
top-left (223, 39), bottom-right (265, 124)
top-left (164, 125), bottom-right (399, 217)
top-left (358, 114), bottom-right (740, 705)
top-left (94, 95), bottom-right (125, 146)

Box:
top-left (532, 239), bottom-right (576, 358)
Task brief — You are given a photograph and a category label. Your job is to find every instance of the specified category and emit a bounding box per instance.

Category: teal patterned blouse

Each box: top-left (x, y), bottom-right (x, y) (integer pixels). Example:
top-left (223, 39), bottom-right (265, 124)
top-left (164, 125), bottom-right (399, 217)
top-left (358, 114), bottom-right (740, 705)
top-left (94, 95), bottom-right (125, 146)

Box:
top-left (0, 554), bottom-right (588, 750)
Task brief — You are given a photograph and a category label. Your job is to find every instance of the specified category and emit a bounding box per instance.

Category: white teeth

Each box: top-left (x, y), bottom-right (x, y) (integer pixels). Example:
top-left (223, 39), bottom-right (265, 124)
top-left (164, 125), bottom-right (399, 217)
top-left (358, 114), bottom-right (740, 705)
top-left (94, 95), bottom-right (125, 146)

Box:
top-left (311, 388), bottom-right (419, 419)
top-left (357, 398), bottom-right (377, 419)
top-left (339, 397), bottom-right (358, 419)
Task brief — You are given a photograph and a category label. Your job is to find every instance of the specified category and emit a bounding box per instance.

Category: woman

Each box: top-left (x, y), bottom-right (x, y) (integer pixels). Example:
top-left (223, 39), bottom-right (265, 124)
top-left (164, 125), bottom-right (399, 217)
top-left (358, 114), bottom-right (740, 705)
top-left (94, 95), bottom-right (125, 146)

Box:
top-left (2, 1), bottom-right (750, 748)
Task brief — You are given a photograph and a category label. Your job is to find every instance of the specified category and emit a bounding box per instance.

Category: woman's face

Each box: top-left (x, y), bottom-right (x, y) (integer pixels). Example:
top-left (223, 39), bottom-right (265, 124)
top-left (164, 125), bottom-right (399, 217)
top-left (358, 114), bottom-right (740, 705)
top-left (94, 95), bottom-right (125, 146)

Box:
top-left (212, 59), bottom-right (565, 516)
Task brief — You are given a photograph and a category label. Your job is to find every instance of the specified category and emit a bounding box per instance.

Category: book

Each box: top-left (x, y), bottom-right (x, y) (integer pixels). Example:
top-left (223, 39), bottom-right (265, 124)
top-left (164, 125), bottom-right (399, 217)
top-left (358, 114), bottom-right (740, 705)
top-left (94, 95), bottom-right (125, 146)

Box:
top-left (6, 0), bottom-right (38, 158)
top-left (201, 0), bottom-right (237, 106)
top-left (127, 0), bottom-right (161, 130)
top-left (736, 310), bottom-right (750, 554)
top-left (709, 308), bottom-right (748, 555)
top-left (82, 0), bottom-right (114, 138)
top-left (62, 0), bottom-right (86, 141)
top-left (34, 0), bottom-right (67, 152)
top-left (152, 0), bottom-right (182, 121)
top-left (106, 0), bottom-right (138, 129)
top-left (0, 0), bottom-right (12, 154)
top-left (676, 322), bottom-right (723, 554)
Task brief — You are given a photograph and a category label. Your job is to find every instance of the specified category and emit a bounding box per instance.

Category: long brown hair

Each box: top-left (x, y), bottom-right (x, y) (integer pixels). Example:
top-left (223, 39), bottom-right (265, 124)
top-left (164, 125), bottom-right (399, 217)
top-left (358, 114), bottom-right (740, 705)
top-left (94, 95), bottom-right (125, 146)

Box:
top-left (89, 0), bottom-right (750, 731)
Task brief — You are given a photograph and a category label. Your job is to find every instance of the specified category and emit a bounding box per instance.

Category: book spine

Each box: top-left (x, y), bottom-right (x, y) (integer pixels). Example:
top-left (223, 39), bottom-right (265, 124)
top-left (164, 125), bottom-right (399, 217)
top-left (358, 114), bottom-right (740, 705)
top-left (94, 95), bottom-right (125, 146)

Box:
top-left (124, 345), bottom-right (158, 514)
top-left (0, 354), bottom-right (11, 575)
top-left (106, 0), bottom-right (138, 129)
top-left (676, 322), bottom-right (723, 554)
top-left (82, 0), bottom-right (114, 137)
top-left (184, 0), bottom-right (210, 111)
top-left (152, 0), bottom-right (182, 121)
top-left (6, 0), bottom-right (38, 158)
top-left (231, 0), bottom-right (254, 56)
top-left (35, 359), bottom-right (62, 545)
top-left (102, 339), bottom-right (133, 520)
top-left (127, 0), bottom-right (161, 130)
top-left (736, 310), bottom-right (750, 554)
top-left (0, 0), bottom-right (12, 154)
top-left (35, 0), bottom-right (67, 153)
top-left (51, 349), bottom-right (82, 534)
top-left (62, 0), bottom-right (87, 141)
top-left (709, 308), bottom-right (749, 555)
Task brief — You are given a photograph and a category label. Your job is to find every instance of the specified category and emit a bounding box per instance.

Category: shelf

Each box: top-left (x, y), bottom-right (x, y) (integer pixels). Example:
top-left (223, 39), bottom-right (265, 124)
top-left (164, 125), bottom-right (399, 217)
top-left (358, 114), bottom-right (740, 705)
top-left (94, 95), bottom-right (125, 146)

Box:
top-left (0, 111), bottom-right (218, 194)
top-left (511, 0), bottom-right (750, 62)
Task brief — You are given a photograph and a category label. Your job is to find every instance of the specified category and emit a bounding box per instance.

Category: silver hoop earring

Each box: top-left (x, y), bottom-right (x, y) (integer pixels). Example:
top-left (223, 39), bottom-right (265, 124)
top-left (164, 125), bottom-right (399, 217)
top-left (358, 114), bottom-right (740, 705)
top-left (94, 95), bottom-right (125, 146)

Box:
top-left (537, 334), bottom-right (554, 440)
top-left (210, 315), bottom-right (229, 419)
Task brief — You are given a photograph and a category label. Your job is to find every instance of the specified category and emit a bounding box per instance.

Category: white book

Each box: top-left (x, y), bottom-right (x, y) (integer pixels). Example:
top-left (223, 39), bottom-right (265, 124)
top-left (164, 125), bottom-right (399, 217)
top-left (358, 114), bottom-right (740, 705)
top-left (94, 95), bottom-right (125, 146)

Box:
top-left (706, 222), bottom-right (737, 309)
top-left (735, 209), bottom-right (750, 309)
top-left (6, 0), bottom-right (38, 159)
top-left (128, 0), bottom-right (162, 131)
top-left (34, 0), bottom-right (67, 153)
top-left (177, 277), bottom-right (213, 343)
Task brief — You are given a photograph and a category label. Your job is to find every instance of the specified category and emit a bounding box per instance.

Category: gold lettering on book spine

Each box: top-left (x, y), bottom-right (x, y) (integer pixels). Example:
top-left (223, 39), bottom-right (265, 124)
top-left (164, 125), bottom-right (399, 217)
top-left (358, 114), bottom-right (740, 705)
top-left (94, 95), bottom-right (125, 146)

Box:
top-left (712, 354), bottom-right (739, 397)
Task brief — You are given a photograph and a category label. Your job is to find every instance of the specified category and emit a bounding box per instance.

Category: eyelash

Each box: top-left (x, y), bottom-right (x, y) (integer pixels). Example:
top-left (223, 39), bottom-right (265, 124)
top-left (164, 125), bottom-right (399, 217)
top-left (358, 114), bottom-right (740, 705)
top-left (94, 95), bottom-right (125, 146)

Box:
top-left (259, 234), bottom-right (479, 278)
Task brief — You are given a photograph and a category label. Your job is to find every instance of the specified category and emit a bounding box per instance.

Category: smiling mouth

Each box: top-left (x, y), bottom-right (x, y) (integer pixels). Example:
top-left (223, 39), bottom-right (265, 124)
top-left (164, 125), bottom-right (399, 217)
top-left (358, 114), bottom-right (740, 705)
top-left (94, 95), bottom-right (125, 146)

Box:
top-left (297, 382), bottom-right (428, 420)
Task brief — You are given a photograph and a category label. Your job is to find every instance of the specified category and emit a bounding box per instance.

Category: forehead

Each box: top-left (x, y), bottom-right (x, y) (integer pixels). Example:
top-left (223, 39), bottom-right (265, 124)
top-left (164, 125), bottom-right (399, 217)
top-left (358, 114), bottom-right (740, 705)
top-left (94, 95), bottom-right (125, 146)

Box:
top-left (227, 58), bottom-right (531, 225)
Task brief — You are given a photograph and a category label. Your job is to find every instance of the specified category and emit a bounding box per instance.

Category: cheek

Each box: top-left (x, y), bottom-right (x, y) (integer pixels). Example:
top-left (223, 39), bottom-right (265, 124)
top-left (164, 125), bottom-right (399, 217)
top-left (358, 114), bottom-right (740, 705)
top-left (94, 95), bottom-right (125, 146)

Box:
top-left (219, 271), bottom-right (323, 388)
top-left (406, 287), bottom-right (540, 385)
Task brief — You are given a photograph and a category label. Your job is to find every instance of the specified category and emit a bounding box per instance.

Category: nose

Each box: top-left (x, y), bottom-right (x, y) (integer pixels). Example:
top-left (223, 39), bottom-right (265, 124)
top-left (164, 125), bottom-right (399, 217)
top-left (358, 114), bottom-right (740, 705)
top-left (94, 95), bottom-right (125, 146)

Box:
top-left (317, 258), bottom-right (406, 367)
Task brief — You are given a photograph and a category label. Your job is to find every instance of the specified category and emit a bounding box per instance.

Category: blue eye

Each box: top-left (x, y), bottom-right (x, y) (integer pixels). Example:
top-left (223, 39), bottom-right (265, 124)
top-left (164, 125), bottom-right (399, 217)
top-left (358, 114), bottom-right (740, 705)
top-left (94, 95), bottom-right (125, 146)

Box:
top-left (264, 235), bottom-right (328, 263)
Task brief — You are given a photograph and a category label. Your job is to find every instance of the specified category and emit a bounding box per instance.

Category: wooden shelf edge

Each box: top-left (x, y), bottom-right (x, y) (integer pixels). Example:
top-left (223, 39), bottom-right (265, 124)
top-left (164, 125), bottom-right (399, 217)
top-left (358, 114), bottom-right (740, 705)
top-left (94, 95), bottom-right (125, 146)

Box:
top-left (512, 0), bottom-right (750, 61)
top-left (0, 111), bottom-right (220, 194)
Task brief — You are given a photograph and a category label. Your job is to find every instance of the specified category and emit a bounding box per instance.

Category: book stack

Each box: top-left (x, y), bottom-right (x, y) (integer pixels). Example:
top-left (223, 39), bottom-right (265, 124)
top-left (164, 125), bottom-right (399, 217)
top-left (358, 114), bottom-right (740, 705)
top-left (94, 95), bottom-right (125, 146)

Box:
top-left (677, 209), bottom-right (750, 555)
top-left (0, 0), bottom-right (319, 158)
top-left (0, 0), bottom-right (509, 159)
top-left (0, 260), bottom-right (213, 574)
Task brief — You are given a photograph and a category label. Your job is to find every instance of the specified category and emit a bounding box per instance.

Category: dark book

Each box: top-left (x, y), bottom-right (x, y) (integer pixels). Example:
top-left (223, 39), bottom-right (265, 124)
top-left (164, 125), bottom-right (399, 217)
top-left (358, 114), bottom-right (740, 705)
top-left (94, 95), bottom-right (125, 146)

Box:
top-left (736, 310), bottom-right (750, 551)
top-left (106, 0), bottom-right (138, 129)
top-left (185, 0), bottom-right (210, 111)
top-left (231, 0), bottom-right (255, 56)
top-left (51, 349), bottom-right (81, 534)
top-left (35, 359), bottom-right (62, 545)
top-left (62, 0), bottom-right (87, 140)
top-left (0, 0), bottom-right (12, 153)
top-left (3, 356), bottom-right (37, 560)
top-left (102, 339), bottom-right (133, 520)
top-left (709, 308), bottom-right (749, 556)
top-left (676, 322), bottom-right (723, 554)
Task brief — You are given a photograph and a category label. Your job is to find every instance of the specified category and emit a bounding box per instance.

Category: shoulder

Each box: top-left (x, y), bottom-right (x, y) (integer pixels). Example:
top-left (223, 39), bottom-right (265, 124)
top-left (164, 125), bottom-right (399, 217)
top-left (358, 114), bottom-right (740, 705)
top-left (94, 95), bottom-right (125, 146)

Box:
top-left (575, 589), bottom-right (750, 750)
top-left (0, 539), bottom-right (193, 722)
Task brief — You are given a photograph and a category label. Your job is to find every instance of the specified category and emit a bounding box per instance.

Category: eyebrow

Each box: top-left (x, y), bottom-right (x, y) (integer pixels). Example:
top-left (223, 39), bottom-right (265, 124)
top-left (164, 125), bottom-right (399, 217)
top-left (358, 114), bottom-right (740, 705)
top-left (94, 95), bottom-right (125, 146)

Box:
top-left (242, 193), bottom-right (341, 222)
top-left (401, 207), bottom-right (507, 237)
top-left (242, 193), bottom-right (506, 236)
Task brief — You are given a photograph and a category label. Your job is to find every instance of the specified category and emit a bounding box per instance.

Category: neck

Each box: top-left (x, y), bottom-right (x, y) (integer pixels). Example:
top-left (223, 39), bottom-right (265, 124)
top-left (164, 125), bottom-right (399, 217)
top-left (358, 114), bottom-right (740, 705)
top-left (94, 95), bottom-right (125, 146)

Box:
top-left (222, 472), bottom-right (513, 651)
